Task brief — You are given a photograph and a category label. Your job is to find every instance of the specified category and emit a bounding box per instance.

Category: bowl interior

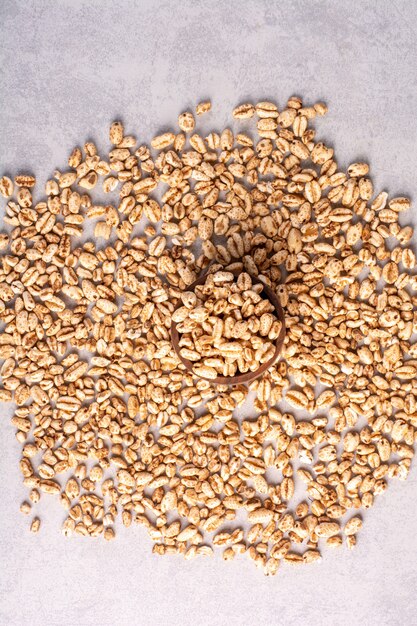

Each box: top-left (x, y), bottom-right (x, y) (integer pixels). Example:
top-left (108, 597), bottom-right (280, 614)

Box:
top-left (170, 269), bottom-right (286, 385)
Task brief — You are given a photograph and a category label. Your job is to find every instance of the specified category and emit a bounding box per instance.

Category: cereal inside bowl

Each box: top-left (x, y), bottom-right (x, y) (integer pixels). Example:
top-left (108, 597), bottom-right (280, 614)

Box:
top-left (172, 270), bottom-right (284, 380)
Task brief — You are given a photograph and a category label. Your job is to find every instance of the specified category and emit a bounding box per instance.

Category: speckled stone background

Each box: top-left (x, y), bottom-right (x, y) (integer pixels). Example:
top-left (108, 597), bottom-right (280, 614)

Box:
top-left (1, 1), bottom-right (417, 625)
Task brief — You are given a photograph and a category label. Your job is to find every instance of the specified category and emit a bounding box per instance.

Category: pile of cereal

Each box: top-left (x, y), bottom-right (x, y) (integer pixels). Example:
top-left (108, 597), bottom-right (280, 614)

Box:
top-left (0, 96), bottom-right (415, 575)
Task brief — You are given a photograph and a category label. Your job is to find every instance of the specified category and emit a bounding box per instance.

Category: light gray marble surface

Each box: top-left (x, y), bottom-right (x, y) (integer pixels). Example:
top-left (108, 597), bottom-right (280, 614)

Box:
top-left (1, 1), bottom-right (417, 625)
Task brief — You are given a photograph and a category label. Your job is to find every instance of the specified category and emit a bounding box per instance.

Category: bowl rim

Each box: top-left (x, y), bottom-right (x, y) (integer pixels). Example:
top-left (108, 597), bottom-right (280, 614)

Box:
top-left (170, 268), bottom-right (286, 385)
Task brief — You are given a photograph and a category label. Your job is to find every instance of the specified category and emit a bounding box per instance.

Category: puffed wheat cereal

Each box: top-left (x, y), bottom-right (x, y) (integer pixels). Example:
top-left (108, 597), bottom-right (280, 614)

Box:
top-left (0, 96), bottom-right (416, 576)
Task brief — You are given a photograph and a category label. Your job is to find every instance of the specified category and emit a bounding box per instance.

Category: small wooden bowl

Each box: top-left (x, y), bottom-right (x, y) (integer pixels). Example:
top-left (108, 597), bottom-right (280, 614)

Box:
top-left (171, 269), bottom-right (286, 386)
